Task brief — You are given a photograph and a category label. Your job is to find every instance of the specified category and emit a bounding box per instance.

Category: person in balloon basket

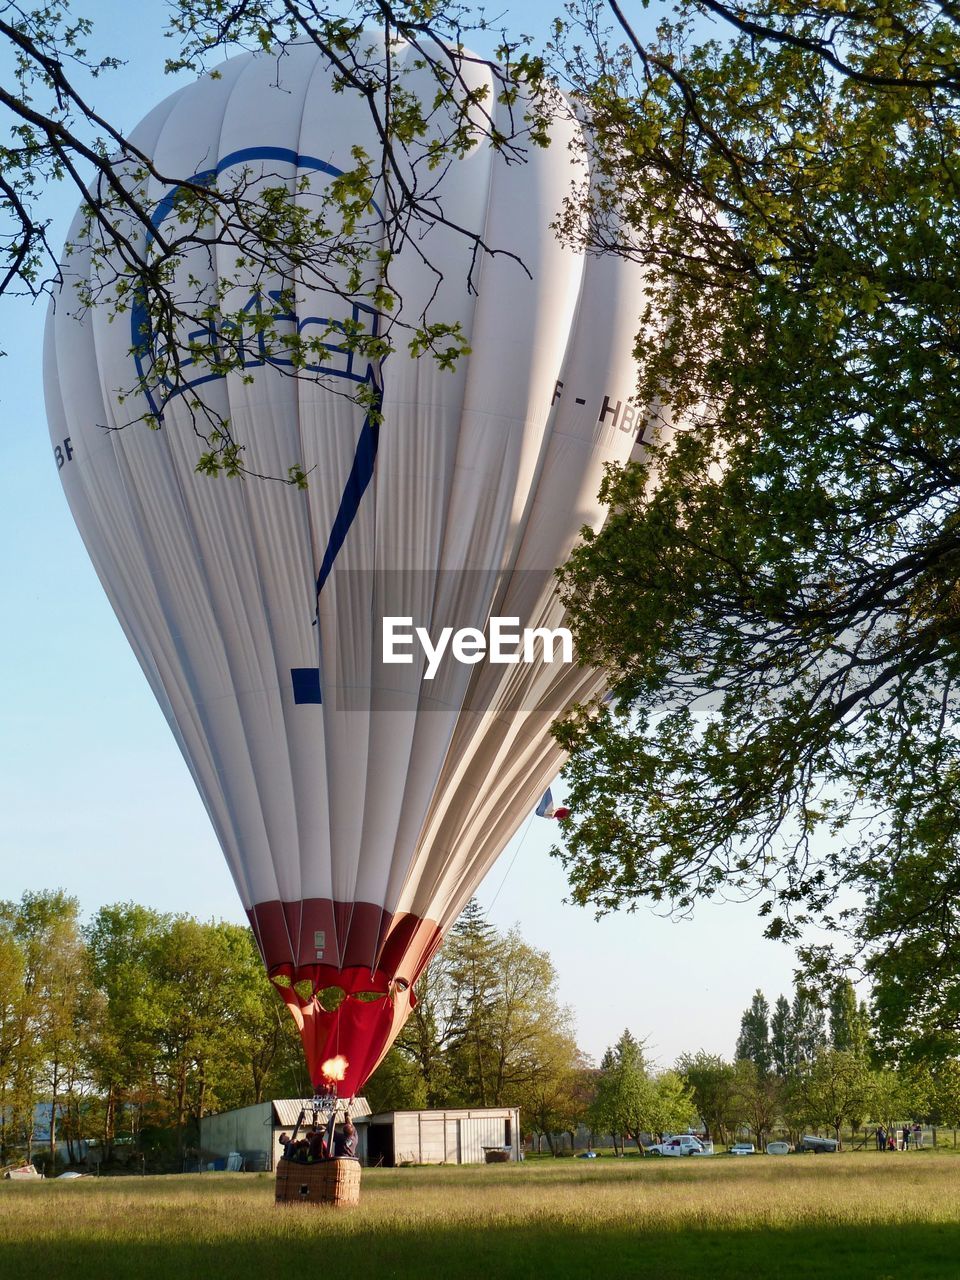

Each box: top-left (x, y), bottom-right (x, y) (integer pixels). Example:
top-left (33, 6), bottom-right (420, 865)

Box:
top-left (306, 1128), bottom-right (330, 1161)
top-left (279, 1132), bottom-right (308, 1163)
top-left (334, 1119), bottom-right (358, 1159)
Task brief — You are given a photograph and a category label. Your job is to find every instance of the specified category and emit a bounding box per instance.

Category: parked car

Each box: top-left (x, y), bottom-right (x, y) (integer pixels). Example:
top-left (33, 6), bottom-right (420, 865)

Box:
top-left (646, 1135), bottom-right (711, 1157)
top-left (800, 1135), bottom-right (839, 1153)
top-left (728, 1143), bottom-right (756, 1155)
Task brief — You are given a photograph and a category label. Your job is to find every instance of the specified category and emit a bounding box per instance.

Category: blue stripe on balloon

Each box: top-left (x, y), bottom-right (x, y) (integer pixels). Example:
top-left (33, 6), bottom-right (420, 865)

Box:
top-left (315, 396), bottom-right (382, 595)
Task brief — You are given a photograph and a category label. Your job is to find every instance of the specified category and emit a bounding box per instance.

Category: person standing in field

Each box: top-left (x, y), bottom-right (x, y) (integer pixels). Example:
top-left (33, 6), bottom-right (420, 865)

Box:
top-left (913, 1123), bottom-right (922, 1148)
top-left (876, 1125), bottom-right (886, 1151)
top-left (902, 1125), bottom-right (911, 1151)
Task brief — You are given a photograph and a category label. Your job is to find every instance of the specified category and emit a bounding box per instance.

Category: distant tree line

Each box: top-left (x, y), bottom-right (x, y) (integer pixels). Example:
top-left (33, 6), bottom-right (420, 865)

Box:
top-left (0, 891), bottom-right (308, 1169)
top-left (8, 889), bottom-right (960, 1168)
top-left (677, 982), bottom-right (960, 1149)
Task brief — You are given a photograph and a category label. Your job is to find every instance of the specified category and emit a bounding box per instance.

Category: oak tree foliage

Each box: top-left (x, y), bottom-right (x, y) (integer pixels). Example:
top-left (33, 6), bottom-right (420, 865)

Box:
top-left (551, 1), bottom-right (960, 1054)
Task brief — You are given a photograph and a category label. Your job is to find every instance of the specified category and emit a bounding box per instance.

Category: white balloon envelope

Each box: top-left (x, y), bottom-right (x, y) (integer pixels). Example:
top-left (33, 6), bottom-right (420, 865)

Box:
top-left (44, 41), bottom-right (648, 1093)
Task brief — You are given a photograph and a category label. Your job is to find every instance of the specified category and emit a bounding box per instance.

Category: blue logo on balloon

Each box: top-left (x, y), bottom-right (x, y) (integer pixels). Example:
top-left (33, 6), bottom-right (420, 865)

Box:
top-left (130, 146), bottom-right (385, 690)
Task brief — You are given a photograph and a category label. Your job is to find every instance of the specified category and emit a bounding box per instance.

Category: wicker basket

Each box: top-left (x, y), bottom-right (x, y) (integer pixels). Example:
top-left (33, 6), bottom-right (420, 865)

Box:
top-left (275, 1157), bottom-right (361, 1207)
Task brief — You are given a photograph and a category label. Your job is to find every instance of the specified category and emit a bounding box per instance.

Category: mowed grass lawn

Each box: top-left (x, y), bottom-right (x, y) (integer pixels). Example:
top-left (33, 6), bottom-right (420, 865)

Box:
top-left (2, 1152), bottom-right (960, 1279)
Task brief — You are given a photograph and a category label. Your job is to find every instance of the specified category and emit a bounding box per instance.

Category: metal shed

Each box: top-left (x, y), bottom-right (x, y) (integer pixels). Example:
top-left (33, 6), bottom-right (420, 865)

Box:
top-left (361, 1107), bottom-right (520, 1167)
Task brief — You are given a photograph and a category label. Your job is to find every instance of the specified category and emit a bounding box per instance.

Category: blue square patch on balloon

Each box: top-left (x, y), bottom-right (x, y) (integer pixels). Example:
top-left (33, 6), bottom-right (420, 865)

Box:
top-left (291, 668), bottom-right (322, 704)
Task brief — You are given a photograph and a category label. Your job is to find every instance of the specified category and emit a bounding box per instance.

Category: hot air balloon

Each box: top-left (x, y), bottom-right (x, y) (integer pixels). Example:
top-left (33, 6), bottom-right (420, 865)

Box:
top-left (44, 39), bottom-right (648, 1097)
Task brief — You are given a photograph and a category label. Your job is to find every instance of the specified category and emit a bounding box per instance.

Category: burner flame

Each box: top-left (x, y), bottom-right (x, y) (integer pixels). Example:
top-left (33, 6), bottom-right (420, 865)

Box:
top-left (321, 1055), bottom-right (349, 1083)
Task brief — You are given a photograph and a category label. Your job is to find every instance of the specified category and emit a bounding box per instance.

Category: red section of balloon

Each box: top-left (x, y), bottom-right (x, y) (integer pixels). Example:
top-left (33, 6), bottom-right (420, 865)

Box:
top-left (248, 899), bottom-right (441, 1093)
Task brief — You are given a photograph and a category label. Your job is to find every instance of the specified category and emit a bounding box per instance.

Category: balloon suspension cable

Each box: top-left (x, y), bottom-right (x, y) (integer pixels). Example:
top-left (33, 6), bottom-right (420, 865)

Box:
top-left (485, 810), bottom-right (536, 917)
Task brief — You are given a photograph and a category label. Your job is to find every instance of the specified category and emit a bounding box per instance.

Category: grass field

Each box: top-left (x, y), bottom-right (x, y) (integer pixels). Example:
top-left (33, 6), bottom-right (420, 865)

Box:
top-left (2, 1152), bottom-right (959, 1279)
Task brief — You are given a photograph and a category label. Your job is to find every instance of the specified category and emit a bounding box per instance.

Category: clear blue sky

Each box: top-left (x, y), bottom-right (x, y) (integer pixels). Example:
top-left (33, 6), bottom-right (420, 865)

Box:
top-left (0, 0), bottom-right (798, 1067)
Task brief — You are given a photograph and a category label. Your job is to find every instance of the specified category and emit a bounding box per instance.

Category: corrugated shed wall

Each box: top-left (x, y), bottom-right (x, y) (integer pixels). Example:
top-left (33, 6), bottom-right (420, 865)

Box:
top-left (200, 1102), bottom-right (273, 1163)
top-left (388, 1109), bottom-right (519, 1165)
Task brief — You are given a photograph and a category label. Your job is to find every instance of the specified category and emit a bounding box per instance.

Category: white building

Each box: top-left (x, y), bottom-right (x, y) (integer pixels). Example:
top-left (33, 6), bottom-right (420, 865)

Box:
top-left (364, 1107), bottom-right (519, 1166)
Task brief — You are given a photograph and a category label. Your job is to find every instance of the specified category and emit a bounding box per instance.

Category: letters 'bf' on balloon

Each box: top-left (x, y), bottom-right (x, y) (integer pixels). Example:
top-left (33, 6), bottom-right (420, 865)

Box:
top-left (44, 41), bottom-right (649, 1096)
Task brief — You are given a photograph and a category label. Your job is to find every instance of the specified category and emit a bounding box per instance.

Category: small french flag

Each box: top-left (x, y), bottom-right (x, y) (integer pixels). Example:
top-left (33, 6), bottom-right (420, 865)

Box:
top-left (536, 787), bottom-right (570, 820)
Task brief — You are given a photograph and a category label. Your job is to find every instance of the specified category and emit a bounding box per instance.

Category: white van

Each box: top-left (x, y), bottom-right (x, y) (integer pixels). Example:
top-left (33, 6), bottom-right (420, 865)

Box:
top-left (646, 1135), bottom-right (713, 1157)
